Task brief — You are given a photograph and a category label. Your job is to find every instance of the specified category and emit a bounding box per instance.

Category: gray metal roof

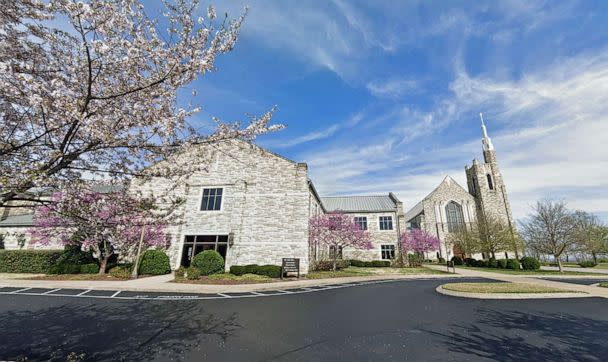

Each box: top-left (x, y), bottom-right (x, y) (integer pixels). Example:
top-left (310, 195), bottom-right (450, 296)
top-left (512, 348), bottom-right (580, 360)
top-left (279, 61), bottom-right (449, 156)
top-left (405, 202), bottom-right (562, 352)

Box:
top-left (0, 214), bottom-right (34, 227)
top-left (321, 195), bottom-right (397, 213)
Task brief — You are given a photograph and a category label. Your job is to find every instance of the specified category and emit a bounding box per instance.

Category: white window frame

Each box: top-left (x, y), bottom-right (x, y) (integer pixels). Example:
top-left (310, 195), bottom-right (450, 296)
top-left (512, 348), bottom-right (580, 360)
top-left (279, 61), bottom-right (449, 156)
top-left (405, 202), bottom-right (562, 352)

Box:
top-left (379, 215), bottom-right (394, 231)
top-left (199, 187), bottom-right (225, 212)
top-left (354, 216), bottom-right (368, 230)
top-left (381, 245), bottom-right (395, 260)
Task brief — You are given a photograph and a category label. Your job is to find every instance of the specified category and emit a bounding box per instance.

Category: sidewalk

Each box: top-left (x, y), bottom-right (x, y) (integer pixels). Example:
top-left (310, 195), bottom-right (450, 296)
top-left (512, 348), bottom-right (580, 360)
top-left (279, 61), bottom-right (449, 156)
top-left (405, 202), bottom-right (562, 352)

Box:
top-left (541, 266), bottom-right (608, 274)
top-left (426, 265), bottom-right (608, 299)
top-left (0, 271), bottom-right (466, 294)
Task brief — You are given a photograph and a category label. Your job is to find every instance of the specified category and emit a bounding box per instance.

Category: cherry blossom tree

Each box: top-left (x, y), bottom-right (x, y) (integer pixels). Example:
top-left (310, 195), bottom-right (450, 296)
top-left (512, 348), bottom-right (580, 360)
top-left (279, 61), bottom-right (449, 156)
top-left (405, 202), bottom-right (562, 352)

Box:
top-left (30, 185), bottom-right (170, 274)
top-left (309, 212), bottom-right (373, 271)
top-left (1, 0), bottom-right (282, 207)
top-left (400, 229), bottom-right (440, 266)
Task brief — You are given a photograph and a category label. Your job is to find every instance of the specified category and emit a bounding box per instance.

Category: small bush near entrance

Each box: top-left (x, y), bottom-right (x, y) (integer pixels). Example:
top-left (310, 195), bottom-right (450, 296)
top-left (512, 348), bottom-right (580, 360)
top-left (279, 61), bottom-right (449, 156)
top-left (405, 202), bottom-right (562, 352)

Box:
top-left (451, 256), bottom-right (463, 266)
top-left (80, 263), bottom-right (100, 274)
top-left (230, 264), bottom-right (282, 278)
top-left (315, 260), bottom-right (350, 271)
top-left (520, 257), bottom-right (541, 270)
top-left (109, 265), bottom-right (131, 279)
top-left (463, 258), bottom-right (476, 266)
top-left (350, 260), bottom-right (391, 267)
top-left (506, 259), bottom-right (520, 270)
top-left (0, 250), bottom-right (63, 273)
top-left (175, 266), bottom-right (187, 278)
top-left (438, 257), bottom-right (446, 264)
top-left (578, 261), bottom-right (597, 268)
top-left (191, 250), bottom-right (224, 275)
top-left (497, 259), bottom-right (508, 269)
top-left (186, 267), bottom-right (201, 280)
top-left (138, 249), bottom-right (171, 275)
top-left (488, 259), bottom-right (498, 268)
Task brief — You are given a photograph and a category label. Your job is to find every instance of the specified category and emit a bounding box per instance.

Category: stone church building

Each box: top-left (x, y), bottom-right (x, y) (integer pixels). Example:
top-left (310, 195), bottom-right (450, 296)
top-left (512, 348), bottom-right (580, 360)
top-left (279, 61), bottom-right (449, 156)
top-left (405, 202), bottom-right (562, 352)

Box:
top-left (404, 116), bottom-right (516, 260)
top-left (0, 119), bottom-right (514, 272)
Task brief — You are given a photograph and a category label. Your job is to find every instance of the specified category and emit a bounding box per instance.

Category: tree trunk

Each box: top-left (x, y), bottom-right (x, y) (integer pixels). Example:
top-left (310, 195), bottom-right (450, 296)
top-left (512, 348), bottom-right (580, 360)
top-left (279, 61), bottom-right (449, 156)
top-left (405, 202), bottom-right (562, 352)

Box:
top-left (99, 255), bottom-right (110, 274)
top-left (556, 255), bottom-right (563, 273)
top-left (592, 252), bottom-right (597, 264)
top-left (491, 251), bottom-right (496, 260)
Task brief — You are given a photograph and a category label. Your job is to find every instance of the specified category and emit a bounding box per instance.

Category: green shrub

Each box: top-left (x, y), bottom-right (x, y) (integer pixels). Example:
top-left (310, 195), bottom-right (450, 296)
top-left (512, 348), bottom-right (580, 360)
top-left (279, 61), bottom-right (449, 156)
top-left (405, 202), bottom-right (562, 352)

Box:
top-left (488, 259), bottom-right (498, 268)
top-left (191, 250), bottom-right (225, 275)
top-left (229, 264), bottom-right (282, 278)
top-left (463, 258), bottom-right (476, 266)
top-left (438, 257), bottom-right (446, 264)
top-left (506, 259), bottom-right (520, 270)
top-left (497, 259), bottom-right (508, 269)
top-left (315, 259), bottom-right (350, 271)
top-left (473, 260), bottom-right (488, 268)
top-left (175, 266), bottom-right (187, 278)
top-left (0, 250), bottom-right (63, 273)
top-left (57, 244), bottom-right (95, 266)
top-left (578, 260), bottom-right (597, 268)
top-left (138, 249), bottom-right (171, 275)
top-left (186, 267), bottom-right (201, 280)
top-left (407, 254), bottom-right (423, 267)
top-left (48, 263), bottom-right (81, 274)
top-left (80, 263), bottom-right (99, 274)
top-left (350, 260), bottom-right (391, 267)
top-left (451, 256), bottom-right (463, 266)
top-left (520, 257), bottom-right (541, 270)
top-left (372, 260), bottom-right (391, 267)
top-left (109, 265), bottom-right (131, 279)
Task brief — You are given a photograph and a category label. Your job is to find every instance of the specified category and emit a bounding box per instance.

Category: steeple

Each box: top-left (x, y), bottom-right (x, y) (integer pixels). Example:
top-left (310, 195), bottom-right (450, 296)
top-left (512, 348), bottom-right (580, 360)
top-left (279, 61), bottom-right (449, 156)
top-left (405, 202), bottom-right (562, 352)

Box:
top-left (479, 113), bottom-right (494, 151)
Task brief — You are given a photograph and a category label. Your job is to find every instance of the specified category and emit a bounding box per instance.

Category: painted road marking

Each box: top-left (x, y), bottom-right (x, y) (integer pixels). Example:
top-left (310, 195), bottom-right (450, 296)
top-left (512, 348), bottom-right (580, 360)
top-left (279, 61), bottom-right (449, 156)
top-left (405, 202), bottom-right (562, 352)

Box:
top-left (0, 278), bottom-right (472, 301)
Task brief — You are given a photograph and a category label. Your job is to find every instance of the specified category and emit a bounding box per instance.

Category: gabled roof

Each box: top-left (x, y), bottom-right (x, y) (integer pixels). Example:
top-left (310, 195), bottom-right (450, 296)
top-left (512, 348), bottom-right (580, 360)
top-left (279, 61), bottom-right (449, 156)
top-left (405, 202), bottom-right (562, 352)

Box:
top-left (321, 195), bottom-right (398, 213)
top-left (0, 214), bottom-right (34, 227)
top-left (404, 175), bottom-right (470, 221)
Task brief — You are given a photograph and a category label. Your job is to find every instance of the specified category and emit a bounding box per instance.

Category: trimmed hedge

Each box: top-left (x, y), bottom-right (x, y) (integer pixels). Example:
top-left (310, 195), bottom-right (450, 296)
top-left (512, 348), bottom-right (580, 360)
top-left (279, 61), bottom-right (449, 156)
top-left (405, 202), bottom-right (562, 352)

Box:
top-left (463, 258), bottom-right (476, 266)
top-left (451, 256), bottom-right (463, 266)
top-left (497, 259), bottom-right (508, 269)
top-left (315, 259), bottom-right (350, 271)
top-left (520, 257), bottom-right (541, 270)
top-left (230, 264), bottom-right (282, 278)
top-left (191, 250), bottom-right (225, 275)
top-left (578, 260), bottom-right (598, 268)
top-left (506, 259), bottom-right (520, 270)
top-left (0, 250), bottom-right (63, 273)
top-left (138, 249), bottom-right (171, 275)
top-left (56, 244), bottom-right (95, 266)
top-left (48, 263), bottom-right (81, 274)
top-left (80, 263), bottom-right (99, 274)
top-left (438, 257), bottom-right (446, 264)
top-left (350, 260), bottom-right (391, 267)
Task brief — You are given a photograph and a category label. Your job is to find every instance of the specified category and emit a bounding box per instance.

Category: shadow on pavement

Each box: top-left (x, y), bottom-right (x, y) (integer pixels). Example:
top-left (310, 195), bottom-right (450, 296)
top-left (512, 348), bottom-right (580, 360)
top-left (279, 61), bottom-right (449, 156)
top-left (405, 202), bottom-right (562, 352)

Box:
top-left (0, 300), bottom-right (241, 361)
top-left (427, 307), bottom-right (608, 361)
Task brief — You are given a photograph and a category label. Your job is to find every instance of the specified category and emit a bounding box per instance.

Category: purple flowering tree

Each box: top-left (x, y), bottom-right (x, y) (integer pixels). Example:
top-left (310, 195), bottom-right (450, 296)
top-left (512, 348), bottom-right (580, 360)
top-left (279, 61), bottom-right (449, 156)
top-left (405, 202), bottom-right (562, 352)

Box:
top-left (400, 229), bottom-right (441, 267)
top-left (309, 212), bottom-right (373, 271)
top-left (30, 186), bottom-right (169, 274)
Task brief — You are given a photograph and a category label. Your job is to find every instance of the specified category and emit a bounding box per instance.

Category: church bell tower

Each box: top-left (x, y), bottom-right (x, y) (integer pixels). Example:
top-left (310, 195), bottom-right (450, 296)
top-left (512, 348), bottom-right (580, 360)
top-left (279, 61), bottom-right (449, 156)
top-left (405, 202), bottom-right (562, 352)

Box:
top-left (465, 114), bottom-right (514, 231)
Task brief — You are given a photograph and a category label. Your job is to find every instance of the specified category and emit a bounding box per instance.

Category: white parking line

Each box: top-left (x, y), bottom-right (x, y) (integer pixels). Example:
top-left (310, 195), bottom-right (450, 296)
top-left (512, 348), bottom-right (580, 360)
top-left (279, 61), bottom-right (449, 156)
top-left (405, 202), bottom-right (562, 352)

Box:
top-left (250, 291), bottom-right (265, 295)
top-left (76, 289), bottom-right (91, 296)
top-left (111, 291), bottom-right (121, 298)
top-left (216, 293), bottom-right (232, 298)
top-left (9, 287), bottom-right (32, 294)
top-left (41, 288), bottom-right (61, 295)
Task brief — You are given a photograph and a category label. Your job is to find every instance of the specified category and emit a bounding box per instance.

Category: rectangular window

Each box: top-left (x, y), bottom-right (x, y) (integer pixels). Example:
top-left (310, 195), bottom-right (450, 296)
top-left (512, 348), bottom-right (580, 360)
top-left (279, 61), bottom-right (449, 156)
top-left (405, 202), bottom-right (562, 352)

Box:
top-left (381, 245), bottom-right (395, 260)
top-left (379, 216), bottom-right (393, 230)
top-left (329, 245), bottom-right (343, 260)
top-left (354, 217), bottom-right (368, 230)
top-left (201, 188), bottom-right (223, 211)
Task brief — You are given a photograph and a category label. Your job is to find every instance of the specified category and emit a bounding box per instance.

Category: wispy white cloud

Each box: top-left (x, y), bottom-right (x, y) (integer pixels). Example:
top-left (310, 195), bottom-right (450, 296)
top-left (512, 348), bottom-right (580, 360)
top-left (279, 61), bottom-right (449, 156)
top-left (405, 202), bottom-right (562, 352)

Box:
top-left (366, 78), bottom-right (420, 99)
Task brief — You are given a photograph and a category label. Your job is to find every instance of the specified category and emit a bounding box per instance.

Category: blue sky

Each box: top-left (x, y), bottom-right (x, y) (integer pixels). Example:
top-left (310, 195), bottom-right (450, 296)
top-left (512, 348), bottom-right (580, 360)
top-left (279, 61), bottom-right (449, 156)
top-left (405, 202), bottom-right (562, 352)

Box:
top-left (110, 1), bottom-right (608, 221)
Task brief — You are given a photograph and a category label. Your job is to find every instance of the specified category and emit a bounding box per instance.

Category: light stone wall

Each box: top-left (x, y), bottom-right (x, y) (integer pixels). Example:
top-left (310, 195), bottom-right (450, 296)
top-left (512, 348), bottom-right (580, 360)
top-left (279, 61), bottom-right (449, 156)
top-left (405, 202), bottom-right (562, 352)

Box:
top-left (132, 139), bottom-right (316, 273)
top-left (0, 226), bottom-right (62, 250)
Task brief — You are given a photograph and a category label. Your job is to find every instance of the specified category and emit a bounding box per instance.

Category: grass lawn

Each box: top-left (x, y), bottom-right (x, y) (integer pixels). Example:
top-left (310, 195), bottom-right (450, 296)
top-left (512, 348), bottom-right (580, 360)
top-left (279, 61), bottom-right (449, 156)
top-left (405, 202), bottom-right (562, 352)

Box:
top-left (175, 273), bottom-right (275, 284)
top-left (599, 282), bottom-right (608, 288)
top-left (305, 266), bottom-right (447, 279)
top-left (460, 266), bottom-right (605, 276)
top-left (441, 282), bottom-right (580, 294)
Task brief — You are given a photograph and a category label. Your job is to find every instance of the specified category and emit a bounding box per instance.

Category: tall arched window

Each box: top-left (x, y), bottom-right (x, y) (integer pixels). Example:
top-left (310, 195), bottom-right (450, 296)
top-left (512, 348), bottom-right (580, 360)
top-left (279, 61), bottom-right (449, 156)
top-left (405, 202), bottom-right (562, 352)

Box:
top-left (445, 201), bottom-right (464, 232)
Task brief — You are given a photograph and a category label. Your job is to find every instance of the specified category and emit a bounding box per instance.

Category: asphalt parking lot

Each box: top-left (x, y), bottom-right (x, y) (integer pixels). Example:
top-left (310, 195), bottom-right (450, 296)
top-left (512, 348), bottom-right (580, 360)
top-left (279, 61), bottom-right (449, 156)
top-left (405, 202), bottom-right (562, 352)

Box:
top-left (1, 278), bottom-right (606, 361)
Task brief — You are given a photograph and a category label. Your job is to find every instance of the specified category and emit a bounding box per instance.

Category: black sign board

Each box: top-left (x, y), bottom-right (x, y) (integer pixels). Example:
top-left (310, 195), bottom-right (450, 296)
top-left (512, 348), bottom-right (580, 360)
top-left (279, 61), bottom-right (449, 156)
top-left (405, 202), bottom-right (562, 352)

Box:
top-left (281, 258), bottom-right (300, 279)
top-left (446, 260), bottom-right (456, 273)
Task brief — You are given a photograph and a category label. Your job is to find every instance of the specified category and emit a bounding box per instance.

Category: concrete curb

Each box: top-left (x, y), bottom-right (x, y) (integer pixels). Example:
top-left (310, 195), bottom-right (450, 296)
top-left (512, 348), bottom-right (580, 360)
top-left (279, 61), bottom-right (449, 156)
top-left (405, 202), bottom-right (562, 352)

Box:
top-left (435, 285), bottom-right (590, 300)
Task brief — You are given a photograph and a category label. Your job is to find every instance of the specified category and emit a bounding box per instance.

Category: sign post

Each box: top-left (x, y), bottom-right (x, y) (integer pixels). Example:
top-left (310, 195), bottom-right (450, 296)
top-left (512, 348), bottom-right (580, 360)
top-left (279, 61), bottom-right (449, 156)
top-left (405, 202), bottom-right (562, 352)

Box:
top-left (446, 260), bottom-right (456, 273)
top-left (281, 258), bottom-right (300, 279)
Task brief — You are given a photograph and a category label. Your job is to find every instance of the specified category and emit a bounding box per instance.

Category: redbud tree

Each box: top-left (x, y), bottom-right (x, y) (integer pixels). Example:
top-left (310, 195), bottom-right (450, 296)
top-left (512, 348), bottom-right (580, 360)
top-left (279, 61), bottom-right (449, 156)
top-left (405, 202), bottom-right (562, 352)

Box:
top-left (309, 212), bottom-right (373, 271)
top-left (30, 185), bottom-right (169, 274)
top-left (399, 229), bottom-right (440, 267)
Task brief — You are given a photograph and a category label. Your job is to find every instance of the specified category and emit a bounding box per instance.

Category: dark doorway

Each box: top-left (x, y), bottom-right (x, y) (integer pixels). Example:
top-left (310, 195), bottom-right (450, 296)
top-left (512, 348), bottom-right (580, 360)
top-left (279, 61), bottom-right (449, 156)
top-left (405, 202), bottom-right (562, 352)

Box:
top-left (180, 235), bottom-right (229, 267)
